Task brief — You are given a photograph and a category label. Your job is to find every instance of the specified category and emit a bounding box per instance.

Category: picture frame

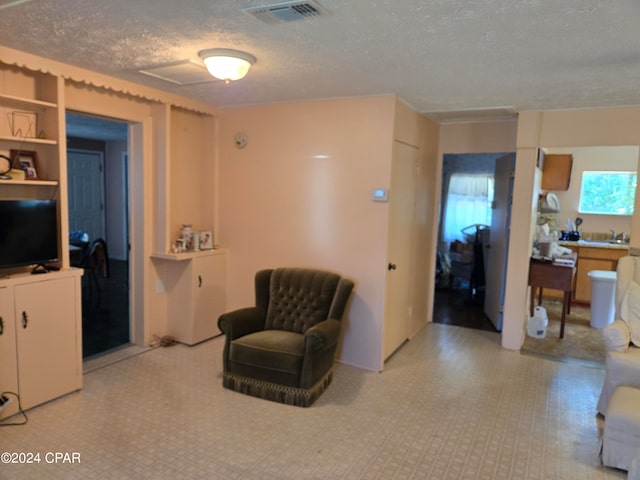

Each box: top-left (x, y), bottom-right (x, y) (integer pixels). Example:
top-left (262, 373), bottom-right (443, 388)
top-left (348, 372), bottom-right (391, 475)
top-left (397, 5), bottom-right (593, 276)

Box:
top-left (10, 149), bottom-right (39, 180)
top-left (199, 231), bottom-right (213, 250)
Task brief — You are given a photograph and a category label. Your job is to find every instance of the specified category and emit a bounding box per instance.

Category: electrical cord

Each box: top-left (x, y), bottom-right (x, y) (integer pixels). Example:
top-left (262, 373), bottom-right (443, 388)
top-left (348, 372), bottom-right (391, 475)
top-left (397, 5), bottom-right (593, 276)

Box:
top-left (0, 391), bottom-right (28, 426)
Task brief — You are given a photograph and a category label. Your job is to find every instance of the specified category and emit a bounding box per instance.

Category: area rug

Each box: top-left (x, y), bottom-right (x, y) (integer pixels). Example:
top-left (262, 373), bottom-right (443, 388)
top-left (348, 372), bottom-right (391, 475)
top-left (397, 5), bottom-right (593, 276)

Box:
top-left (521, 299), bottom-right (606, 366)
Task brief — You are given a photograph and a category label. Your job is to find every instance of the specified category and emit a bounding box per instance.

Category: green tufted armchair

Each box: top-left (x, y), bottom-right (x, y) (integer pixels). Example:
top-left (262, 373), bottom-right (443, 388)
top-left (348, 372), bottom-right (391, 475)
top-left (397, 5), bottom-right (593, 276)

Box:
top-left (218, 268), bottom-right (354, 407)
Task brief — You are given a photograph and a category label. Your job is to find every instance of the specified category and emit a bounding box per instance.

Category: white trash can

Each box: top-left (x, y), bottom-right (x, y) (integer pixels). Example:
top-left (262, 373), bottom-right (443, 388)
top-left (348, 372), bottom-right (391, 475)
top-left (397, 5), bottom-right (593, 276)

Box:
top-left (588, 270), bottom-right (617, 328)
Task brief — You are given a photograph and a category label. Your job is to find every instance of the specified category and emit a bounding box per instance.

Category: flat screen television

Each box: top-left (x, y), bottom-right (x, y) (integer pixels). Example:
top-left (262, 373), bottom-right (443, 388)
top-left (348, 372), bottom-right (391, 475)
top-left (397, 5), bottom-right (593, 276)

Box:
top-left (0, 199), bottom-right (59, 269)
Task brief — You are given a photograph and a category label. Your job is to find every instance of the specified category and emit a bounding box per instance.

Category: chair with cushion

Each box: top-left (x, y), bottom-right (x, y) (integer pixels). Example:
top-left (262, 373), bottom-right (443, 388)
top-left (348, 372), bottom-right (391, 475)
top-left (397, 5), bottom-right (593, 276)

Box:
top-left (597, 255), bottom-right (640, 414)
top-left (218, 267), bottom-right (354, 407)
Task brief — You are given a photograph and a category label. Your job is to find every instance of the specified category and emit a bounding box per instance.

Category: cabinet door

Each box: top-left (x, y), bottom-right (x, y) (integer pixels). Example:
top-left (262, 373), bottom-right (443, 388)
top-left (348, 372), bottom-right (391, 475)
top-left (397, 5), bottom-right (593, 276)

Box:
top-left (191, 254), bottom-right (226, 343)
top-left (14, 277), bottom-right (80, 410)
top-left (574, 258), bottom-right (613, 303)
top-left (0, 286), bottom-right (19, 419)
top-left (541, 154), bottom-right (573, 191)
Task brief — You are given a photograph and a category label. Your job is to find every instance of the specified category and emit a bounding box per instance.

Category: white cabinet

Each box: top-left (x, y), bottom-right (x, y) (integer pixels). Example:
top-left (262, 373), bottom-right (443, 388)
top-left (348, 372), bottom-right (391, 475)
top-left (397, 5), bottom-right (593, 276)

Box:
top-left (0, 286), bottom-right (19, 419)
top-left (161, 250), bottom-right (226, 345)
top-left (0, 270), bottom-right (82, 419)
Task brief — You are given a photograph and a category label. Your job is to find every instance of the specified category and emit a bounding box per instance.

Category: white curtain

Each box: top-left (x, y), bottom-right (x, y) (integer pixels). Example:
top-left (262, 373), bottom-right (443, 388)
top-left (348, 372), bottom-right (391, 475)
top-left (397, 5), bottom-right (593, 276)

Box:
top-left (444, 174), bottom-right (494, 244)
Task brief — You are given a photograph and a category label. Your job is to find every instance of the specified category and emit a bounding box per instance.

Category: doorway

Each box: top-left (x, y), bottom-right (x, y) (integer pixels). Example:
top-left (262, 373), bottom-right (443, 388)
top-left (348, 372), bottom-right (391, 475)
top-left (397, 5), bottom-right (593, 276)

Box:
top-left (433, 152), bottom-right (514, 332)
top-left (66, 112), bottom-right (130, 359)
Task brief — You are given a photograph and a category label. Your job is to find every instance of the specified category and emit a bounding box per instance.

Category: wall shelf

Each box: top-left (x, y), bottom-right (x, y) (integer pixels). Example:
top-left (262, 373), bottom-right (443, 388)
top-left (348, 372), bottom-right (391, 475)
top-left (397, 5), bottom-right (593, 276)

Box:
top-left (0, 134), bottom-right (57, 145)
top-left (0, 178), bottom-right (58, 186)
top-left (0, 93), bottom-right (57, 110)
top-left (151, 248), bottom-right (226, 262)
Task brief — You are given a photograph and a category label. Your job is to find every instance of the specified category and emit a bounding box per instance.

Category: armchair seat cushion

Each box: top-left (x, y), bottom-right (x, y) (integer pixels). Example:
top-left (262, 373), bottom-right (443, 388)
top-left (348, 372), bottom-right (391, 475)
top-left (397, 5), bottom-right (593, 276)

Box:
top-left (229, 330), bottom-right (304, 386)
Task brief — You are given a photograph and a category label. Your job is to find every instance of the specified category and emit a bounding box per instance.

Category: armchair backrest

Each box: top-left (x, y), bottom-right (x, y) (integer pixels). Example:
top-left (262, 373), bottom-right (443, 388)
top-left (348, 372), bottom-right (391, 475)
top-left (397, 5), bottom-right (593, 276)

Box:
top-left (615, 256), bottom-right (640, 319)
top-left (258, 268), bottom-right (350, 333)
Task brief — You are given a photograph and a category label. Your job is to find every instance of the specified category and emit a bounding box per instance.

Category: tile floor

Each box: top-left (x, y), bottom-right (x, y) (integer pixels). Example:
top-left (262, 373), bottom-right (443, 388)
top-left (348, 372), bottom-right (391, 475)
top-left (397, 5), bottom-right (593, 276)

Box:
top-left (1, 324), bottom-right (625, 479)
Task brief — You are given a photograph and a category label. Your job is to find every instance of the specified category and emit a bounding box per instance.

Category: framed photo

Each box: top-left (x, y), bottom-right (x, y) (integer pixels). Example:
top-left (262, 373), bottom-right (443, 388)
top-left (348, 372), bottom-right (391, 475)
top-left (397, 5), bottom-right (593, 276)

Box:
top-left (10, 149), bottom-right (39, 180)
top-left (199, 231), bottom-right (213, 250)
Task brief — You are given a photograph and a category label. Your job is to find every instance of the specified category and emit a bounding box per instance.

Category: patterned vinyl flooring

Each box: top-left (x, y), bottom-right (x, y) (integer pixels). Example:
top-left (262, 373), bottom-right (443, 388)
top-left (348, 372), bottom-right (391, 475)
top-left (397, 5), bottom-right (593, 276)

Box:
top-left (0, 323), bottom-right (625, 479)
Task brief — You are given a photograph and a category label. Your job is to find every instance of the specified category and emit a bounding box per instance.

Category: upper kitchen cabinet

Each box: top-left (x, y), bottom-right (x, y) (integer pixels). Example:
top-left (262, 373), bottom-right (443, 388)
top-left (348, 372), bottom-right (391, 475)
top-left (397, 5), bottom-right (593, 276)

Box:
top-left (540, 151), bottom-right (573, 191)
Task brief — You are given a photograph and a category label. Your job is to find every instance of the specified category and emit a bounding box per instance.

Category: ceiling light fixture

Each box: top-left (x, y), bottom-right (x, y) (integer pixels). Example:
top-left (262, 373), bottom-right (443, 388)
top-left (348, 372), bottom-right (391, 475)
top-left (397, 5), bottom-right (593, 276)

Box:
top-left (198, 48), bottom-right (256, 83)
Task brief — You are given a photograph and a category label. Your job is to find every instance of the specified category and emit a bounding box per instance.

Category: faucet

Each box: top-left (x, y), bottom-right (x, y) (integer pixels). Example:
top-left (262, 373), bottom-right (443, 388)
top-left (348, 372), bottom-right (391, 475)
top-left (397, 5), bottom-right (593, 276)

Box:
top-left (610, 229), bottom-right (617, 241)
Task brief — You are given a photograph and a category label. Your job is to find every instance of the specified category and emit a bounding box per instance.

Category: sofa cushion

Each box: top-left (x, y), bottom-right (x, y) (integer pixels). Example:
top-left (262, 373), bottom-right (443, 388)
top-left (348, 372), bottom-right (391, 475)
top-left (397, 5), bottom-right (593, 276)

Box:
top-left (621, 281), bottom-right (640, 347)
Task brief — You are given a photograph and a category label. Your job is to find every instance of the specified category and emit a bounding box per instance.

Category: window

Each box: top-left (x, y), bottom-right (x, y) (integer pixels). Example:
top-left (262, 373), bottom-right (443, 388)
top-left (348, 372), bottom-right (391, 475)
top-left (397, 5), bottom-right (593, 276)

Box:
top-left (579, 171), bottom-right (636, 215)
top-left (443, 174), bottom-right (494, 243)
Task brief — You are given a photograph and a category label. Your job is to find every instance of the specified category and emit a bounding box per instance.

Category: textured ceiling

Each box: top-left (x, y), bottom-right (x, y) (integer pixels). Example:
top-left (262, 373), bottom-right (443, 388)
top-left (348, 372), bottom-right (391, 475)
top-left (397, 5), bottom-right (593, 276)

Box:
top-left (2, 0), bottom-right (640, 119)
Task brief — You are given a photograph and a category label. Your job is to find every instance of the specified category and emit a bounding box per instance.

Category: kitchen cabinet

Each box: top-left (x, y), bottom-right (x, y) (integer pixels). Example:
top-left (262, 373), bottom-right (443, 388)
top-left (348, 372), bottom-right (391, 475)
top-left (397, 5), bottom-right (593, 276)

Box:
top-left (0, 271), bottom-right (82, 420)
top-left (160, 249), bottom-right (227, 345)
top-left (541, 153), bottom-right (573, 191)
top-left (573, 247), bottom-right (627, 303)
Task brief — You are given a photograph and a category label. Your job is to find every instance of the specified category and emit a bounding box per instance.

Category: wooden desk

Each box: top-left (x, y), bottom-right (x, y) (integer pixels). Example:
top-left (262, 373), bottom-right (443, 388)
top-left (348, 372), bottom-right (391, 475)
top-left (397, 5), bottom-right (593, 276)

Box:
top-left (528, 255), bottom-right (577, 339)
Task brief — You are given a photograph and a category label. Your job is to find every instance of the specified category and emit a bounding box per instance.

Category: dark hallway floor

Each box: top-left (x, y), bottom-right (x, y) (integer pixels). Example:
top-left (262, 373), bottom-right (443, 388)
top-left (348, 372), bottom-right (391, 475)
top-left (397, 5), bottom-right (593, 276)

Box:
top-left (432, 288), bottom-right (498, 332)
top-left (82, 259), bottom-right (130, 359)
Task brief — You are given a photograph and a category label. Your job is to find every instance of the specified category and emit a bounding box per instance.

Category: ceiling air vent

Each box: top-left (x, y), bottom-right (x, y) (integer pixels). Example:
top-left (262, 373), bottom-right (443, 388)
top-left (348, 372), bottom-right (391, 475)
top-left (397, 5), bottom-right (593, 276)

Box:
top-left (244, 0), bottom-right (330, 23)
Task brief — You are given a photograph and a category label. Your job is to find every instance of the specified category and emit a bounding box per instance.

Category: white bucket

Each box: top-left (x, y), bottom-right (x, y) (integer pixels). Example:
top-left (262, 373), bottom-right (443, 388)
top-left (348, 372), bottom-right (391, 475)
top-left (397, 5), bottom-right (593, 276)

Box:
top-left (527, 306), bottom-right (548, 338)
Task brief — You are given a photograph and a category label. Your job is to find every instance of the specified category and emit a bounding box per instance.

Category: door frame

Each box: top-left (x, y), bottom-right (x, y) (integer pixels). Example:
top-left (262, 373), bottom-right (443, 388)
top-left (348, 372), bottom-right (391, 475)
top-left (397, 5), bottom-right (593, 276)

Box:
top-left (66, 109), bottom-right (150, 349)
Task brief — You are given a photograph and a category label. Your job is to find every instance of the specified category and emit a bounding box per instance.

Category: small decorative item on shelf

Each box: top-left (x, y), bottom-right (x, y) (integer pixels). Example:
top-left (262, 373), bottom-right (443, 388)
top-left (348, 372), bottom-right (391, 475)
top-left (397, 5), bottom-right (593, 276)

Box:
top-left (9, 169), bottom-right (25, 181)
top-left (0, 154), bottom-right (10, 180)
top-left (180, 224), bottom-right (192, 249)
top-left (192, 232), bottom-right (201, 251)
top-left (199, 231), bottom-right (213, 250)
top-left (10, 149), bottom-right (39, 180)
top-left (10, 111), bottom-right (38, 138)
top-left (172, 239), bottom-right (185, 253)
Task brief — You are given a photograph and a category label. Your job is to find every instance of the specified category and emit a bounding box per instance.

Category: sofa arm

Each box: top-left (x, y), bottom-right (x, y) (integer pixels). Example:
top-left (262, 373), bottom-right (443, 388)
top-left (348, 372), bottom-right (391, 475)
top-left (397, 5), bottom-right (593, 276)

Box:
top-left (304, 319), bottom-right (341, 353)
top-left (603, 319), bottom-right (631, 353)
top-left (218, 307), bottom-right (266, 340)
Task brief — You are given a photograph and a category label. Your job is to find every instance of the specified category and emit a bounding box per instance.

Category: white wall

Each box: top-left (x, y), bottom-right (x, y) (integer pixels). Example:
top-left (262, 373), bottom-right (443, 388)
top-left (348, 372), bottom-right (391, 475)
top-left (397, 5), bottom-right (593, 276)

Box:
top-left (218, 97), bottom-right (397, 371)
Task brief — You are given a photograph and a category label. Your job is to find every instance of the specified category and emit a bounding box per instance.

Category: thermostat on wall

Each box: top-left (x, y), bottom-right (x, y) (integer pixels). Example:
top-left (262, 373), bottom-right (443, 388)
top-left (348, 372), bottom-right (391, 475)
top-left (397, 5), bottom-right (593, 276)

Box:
top-left (372, 189), bottom-right (388, 202)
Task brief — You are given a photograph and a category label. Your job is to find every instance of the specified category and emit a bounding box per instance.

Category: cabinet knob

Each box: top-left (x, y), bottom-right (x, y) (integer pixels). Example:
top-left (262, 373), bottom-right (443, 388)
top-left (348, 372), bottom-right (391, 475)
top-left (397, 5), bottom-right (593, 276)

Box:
top-left (0, 316), bottom-right (3, 335)
top-left (22, 311), bottom-right (28, 329)
top-left (198, 275), bottom-right (202, 288)
top-left (388, 263), bottom-right (397, 271)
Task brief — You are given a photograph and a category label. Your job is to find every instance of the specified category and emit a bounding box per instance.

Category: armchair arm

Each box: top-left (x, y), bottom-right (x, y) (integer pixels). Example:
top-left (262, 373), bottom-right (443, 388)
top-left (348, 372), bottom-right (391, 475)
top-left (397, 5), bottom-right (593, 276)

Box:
top-left (304, 318), bottom-right (341, 353)
top-left (603, 319), bottom-right (631, 353)
top-left (218, 307), bottom-right (266, 340)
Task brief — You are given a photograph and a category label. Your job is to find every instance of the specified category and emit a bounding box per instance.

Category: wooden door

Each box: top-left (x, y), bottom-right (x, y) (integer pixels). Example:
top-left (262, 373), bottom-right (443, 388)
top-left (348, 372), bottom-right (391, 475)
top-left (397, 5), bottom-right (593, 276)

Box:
top-left (383, 141), bottom-right (417, 360)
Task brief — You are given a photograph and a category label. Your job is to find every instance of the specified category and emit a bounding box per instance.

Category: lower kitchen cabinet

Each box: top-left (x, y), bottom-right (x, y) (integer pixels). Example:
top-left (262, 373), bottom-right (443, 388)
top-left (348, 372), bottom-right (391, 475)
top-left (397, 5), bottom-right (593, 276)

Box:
top-left (573, 247), bottom-right (627, 303)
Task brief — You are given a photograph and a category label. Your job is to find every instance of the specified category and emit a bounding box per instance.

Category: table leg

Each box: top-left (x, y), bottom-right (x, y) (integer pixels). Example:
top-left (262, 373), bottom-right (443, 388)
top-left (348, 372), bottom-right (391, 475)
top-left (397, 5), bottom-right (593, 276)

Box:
top-left (560, 291), bottom-right (569, 339)
top-left (538, 288), bottom-right (543, 307)
top-left (530, 287), bottom-right (535, 317)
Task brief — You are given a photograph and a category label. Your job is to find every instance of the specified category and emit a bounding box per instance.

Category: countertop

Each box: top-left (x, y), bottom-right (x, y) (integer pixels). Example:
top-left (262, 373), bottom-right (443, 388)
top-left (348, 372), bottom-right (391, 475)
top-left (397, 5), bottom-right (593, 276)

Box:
top-left (558, 240), bottom-right (630, 250)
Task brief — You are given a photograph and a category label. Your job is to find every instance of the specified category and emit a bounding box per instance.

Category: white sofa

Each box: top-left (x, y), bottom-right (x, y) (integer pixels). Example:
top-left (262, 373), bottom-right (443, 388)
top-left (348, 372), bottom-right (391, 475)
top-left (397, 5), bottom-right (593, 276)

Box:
top-left (597, 255), bottom-right (640, 415)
